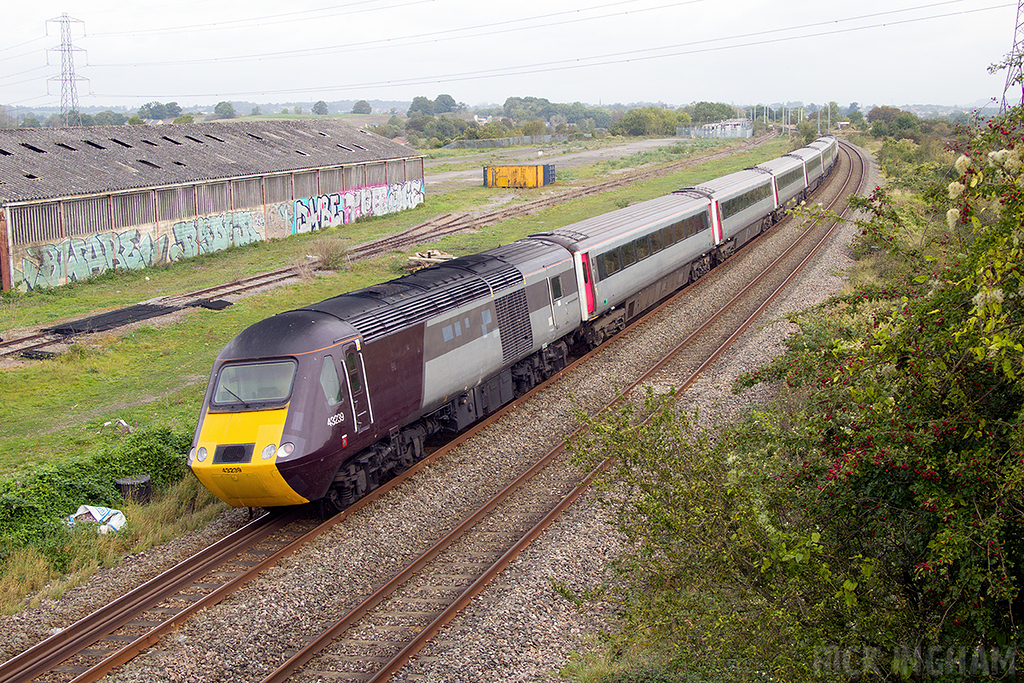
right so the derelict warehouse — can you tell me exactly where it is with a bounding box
[0,119,424,292]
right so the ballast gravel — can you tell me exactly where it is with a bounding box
[1,145,878,683]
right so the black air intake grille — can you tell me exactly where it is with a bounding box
[494,288,532,364]
[213,444,254,464]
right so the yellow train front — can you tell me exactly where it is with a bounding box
[188,309,376,509]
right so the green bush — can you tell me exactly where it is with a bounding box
[0,424,193,566]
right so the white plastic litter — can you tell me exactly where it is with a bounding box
[65,505,127,534]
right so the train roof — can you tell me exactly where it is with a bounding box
[686,167,772,196]
[787,146,823,162]
[300,238,567,342]
[533,193,707,252]
[754,155,805,175]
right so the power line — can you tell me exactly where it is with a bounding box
[90,0,694,67]
[91,0,436,37]
[89,0,978,69]
[92,1,1011,101]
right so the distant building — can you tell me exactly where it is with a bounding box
[0,119,424,291]
[676,118,753,139]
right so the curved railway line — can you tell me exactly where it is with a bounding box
[0,141,867,683]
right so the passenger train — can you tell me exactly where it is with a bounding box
[188,135,840,511]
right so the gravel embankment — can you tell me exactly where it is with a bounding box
[2,144,878,683]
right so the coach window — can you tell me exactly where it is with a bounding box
[320,355,343,406]
[662,226,676,246]
[636,236,650,260]
[696,213,709,234]
[550,275,563,300]
[603,249,621,277]
[621,242,637,268]
[650,230,663,253]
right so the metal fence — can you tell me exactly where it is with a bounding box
[444,134,569,149]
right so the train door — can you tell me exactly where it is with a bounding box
[580,253,597,318]
[343,341,374,432]
[711,202,725,246]
[547,271,577,333]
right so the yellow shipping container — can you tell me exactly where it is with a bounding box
[483,164,555,188]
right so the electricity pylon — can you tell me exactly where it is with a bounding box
[1002,0,1024,112]
[46,14,88,127]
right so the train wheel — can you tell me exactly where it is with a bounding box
[318,486,347,518]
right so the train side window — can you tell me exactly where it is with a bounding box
[635,236,650,260]
[319,355,343,406]
[621,242,637,268]
[603,249,621,275]
[650,230,663,253]
[551,275,563,300]
[347,352,362,393]
[675,220,688,242]
[662,226,676,246]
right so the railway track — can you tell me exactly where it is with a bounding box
[0,141,864,683]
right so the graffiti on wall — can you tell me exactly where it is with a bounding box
[9,179,424,290]
[166,212,263,261]
[14,211,263,290]
[293,180,425,234]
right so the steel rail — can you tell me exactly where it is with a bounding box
[0,509,292,683]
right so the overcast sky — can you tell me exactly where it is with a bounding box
[0,0,1016,114]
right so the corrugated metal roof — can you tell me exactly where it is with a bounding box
[0,119,421,204]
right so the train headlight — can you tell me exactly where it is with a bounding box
[276,443,295,459]
[197,446,208,462]
[187,448,195,464]
[261,444,276,460]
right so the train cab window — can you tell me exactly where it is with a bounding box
[347,352,362,393]
[214,360,296,406]
[551,275,563,300]
[650,230,664,253]
[319,355,343,406]
[621,242,637,268]
[635,237,650,261]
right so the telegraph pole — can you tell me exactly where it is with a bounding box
[1002,0,1024,112]
[47,14,88,127]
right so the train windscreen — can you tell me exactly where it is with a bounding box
[213,360,296,406]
